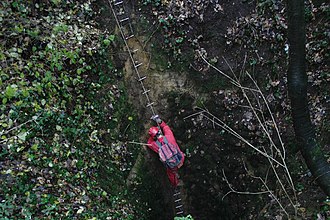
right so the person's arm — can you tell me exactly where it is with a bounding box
[150,115,176,144]
[159,121,174,137]
[147,137,159,153]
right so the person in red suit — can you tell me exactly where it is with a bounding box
[147,115,185,187]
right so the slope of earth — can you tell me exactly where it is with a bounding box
[100,0,329,219]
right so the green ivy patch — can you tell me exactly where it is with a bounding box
[0,0,140,218]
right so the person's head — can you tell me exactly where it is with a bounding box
[149,126,161,139]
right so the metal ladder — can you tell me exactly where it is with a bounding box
[174,187,184,216]
[108,0,185,217]
[107,0,156,116]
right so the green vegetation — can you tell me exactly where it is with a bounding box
[0,0,143,218]
[1,0,328,219]
[142,0,161,7]
[174,215,194,220]
[141,1,188,61]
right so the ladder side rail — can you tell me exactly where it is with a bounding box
[108,0,156,116]
[110,3,184,218]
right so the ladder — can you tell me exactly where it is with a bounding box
[173,187,184,216]
[107,0,156,116]
[108,1,185,217]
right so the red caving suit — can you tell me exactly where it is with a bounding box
[147,121,185,187]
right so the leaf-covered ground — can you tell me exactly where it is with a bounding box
[135,0,329,219]
[0,0,145,219]
[2,0,328,219]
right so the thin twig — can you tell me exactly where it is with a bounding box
[143,23,160,50]
[192,52,299,216]
[128,141,151,146]
[222,169,270,200]
[221,56,297,206]
[193,108,286,168]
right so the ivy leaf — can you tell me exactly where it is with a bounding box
[108,35,115,41]
[31,144,38,151]
[51,0,61,5]
[47,42,53,49]
[5,85,18,99]
[76,206,85,214]
[9,52,19,58]
[77,68,84,74]
[17,131,28,141]
[48,162,53,167]
[22,89,30,97]
[103,39,111,46]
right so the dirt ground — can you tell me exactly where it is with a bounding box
[103,0,329,219]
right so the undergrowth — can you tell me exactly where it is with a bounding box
[0,0,144,218]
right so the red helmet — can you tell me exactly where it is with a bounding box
[149,126,160,137]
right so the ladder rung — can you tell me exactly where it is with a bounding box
[146,102,154,107]
[120,17,129,22]
[142,90,150,95]
[175,205,183,209]
[114,1,123,6]
[175,199,181,202]
[135,62,143,68]
[176,211,184,215]
[138,76,146,81]
[125,34,134,40]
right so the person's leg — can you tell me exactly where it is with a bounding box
[166,168,178,187]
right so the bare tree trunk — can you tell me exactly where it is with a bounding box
[287,0,330,195]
